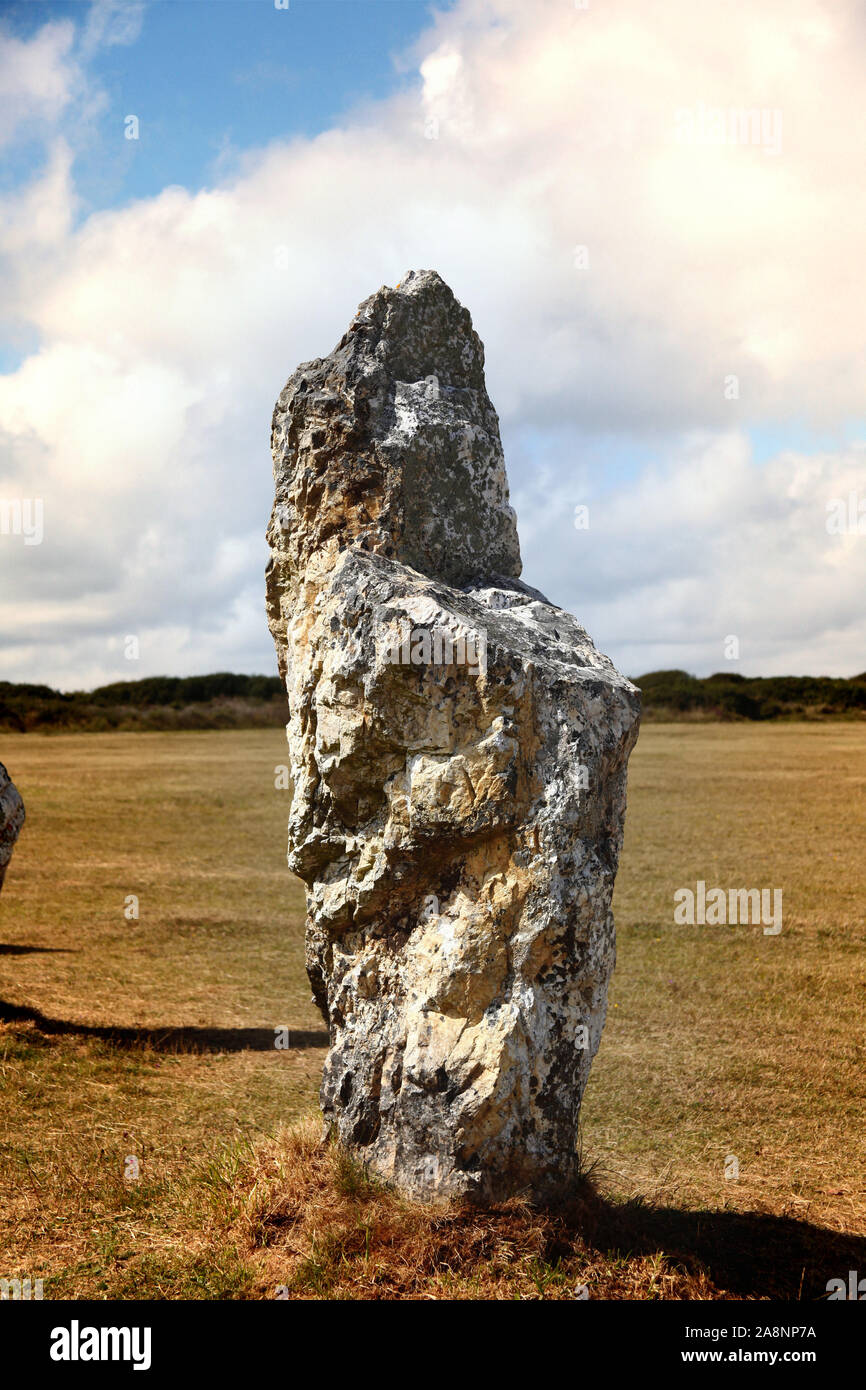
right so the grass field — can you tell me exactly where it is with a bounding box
[1,725,864,1299]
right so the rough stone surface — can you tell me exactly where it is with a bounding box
[0,762,24,891]
[266,270,640,1203]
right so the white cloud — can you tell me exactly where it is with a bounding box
[513,433,866,678]
[1,0,865,687]
[81,0,145,57]
[0,20,79,149]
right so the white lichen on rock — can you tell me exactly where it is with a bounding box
[266,270,640,1203]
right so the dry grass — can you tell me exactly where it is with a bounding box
[219,1118,720,1300]
[587,722,866,1240]
[0,725,864,1299]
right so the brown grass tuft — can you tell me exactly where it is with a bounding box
[225,1121,722,1300]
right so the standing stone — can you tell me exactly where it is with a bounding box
[266,270,640,1203]
[0,763,24,892]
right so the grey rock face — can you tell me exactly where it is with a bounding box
[267,270,640,1202]
[0,763,24,891]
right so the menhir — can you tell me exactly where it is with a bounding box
[0,763,24,892]
[266,270,640,1202]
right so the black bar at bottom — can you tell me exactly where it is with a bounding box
[0,1296,856,1378]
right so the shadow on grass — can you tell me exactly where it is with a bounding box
[550,1184,866,1300]
[0,996,328,1053]
[0,944,76,955]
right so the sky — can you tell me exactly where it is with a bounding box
[0,0,864,690]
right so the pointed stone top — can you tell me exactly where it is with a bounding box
[268,271,522,588]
